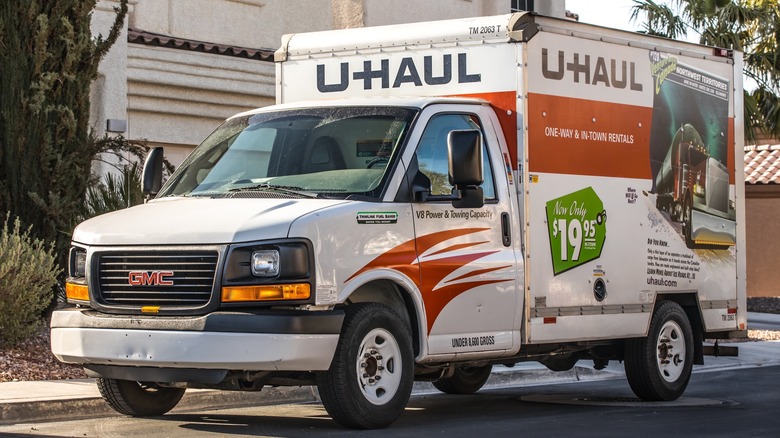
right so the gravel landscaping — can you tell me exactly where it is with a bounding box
[2,297,778,383]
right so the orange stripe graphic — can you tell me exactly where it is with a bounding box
[528,93,653,178]
[449,264,514,282]
[450,91,518,168]
[429,241,489,257]
[346,228,513,333]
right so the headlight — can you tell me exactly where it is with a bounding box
[66,247,89,302]
[222,241,313,305]
[70,247,87,278]
[224,242,310,282]
[252,250,280,277]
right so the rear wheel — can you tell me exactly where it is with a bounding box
[432,365,492,394]
[624,301,693,401]
[97,378,185,416]
[317,303,413,429]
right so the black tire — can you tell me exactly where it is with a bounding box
[624,301,694,401]
[97,378,185,416]
[432,365,492,394]
[317,303,414,429]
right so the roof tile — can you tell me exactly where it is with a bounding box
[745,144,780,184]
[128,28,274,62]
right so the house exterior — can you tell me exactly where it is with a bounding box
[90,0,567,169]
[744,143,780,297]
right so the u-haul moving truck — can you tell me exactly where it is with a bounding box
[52,12,746,429]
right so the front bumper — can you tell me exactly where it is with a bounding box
[50,308,344,372]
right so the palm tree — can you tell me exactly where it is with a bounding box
[631,0,780,142]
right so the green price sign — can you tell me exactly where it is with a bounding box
[545,187,607,275]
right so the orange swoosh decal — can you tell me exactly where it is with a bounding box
[346,227,512,333]
[449,264,514,282]
[429,241,490,257]
[345,228,489,284]
[420,250,511,332]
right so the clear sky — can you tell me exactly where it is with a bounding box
[564,1,757,90]
[565,0,645,32]
[565,1,699,43]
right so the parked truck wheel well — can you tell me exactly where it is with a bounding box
[343,280,421,357]
[654,293,705,365]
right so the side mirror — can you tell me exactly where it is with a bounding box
[448,130,484,209]
[448,129,483,187]
[142,147,164,198]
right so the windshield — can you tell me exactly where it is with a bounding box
[158,106,417,198]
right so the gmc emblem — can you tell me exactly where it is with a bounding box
[128,271,174,286]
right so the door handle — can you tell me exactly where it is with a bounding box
[501,212,511,247]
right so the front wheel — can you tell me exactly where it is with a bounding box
[317,303,414,429]
[97,378,185,416]
[624,301,694,401]
[433,365,492,394]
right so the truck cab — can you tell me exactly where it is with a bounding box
[54,97,523,428]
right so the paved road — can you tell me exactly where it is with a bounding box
[1,363,778,437]
[747,312,780,331]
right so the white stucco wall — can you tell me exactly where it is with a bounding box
[362,0,509,27]
[126,0,564,52]
[91,1,131,136]
[126,45,274,147]
[130,0,335,51]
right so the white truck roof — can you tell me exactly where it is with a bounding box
[277,12,730,63]
[230,96,490,119]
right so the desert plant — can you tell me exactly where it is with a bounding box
[83,161,143,219]
[0,214,60,346]
[80,134,175,222]
[0,1,128,266]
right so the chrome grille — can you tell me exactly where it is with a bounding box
[97,252,218,307]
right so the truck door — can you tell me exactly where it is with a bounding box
[409,106,518,356]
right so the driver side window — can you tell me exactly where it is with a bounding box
[414,113,496,199]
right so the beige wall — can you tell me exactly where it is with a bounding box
[126,45,275,147]
[130,0,335,50]
[363,0,509,27]
[745,186,780,297]
[128,0,564,51]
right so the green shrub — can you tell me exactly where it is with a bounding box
[83,162,144,220]
[0,215,60,346]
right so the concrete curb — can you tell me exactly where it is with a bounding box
[0,384,321,425]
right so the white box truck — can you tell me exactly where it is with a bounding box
[52,12,746,429]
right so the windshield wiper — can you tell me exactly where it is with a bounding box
[228,183,319,198]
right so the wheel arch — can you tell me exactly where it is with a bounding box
[344,279,424,358]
